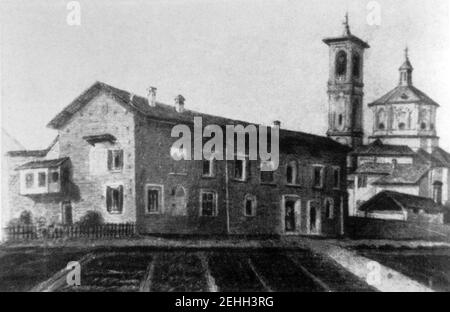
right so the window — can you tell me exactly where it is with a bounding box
[325,198,334,219]
[200,190,217,216]
[170,185,186,215]
[398,122,406,130]
[338,114,343,126]
[108,150,123,171]
[25,173,34,188]
[333,167,340,189]
[51,171,59,183]
[38,172,46,187]
[357,175,367,188]
[421,122,427,130]
[352,53,361,78]
[378,123,385,130]
[260,160,275,183]
[335,51,347,77]
[234,159,246,181]
[433,181,443,205]
[202,159,214,177]
[106,185,123,214]
[286,161,297,184]
[145,185,163,214]
[312,166,324,188]
[244,194,257,217]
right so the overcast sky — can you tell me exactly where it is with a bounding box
[1,0,449,150]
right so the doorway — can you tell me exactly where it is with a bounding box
[307,201,321,235]
[282,196,301,233]
[62,201,73,225]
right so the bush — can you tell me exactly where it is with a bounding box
[77,211,103,227]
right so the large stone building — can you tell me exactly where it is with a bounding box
[324,17,448,223]
[3,81,348,237]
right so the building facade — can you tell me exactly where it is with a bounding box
[4,82,348,237]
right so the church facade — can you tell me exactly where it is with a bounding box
[324,17,448,224]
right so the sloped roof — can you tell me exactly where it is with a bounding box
[373,163,430,185]
[15,157,69,170]
[47,81,349,153]
[368,85,439,107]
[322,34,370,49]
[356,162,393,175]
[415,148,448,167]
[431,147,450,167]
[351,139,415,156]
[360,191,444,214]
[7,135,59,158]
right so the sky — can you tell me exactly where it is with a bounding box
[1,0,449,150]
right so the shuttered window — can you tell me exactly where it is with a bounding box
[106,185,123,213]
[107,150,124,171]
[145,185,163,213]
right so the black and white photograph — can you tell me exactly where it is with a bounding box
[0,0,450,302]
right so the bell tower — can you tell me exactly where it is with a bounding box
[323,14,369,148]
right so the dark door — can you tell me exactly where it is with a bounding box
[285,200,296,232]
[62,201,73,225]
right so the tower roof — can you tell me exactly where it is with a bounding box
[322,14,370,49]
[399,47,413,70]
[369,48,439,107]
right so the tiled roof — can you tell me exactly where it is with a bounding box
[373,163,430,185]
[360,191,444,214]
[351,139,415,156]
[356,162,393,175]
[15,157,69,170]
[368,85,439,107]
[431,147,450,167]
[415,148,448,167]
[47,81,349,153]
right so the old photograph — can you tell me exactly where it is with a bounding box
[1,0,449,299]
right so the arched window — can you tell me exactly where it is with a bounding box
[324,198,334,219]
[286,161,297,184]
[335,51,347,77]
[338,114,343,126]
[244,194,257,217]
[398,122,406,130]
[421,122,427,130]
[171,185,186,215]
[352,53,361,78]
[376,108,386,130]
[433,181,443,205]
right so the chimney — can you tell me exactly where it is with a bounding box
[272,120,281,128]
[147,86,157,107]
[175,94,185,113]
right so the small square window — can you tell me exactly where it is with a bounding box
[38,172,46,187]
[108,150,123,171]
[333,167,340,189]
[234,159,245,180]
[244,194,256,217]
[200,190,217,216]
[25,173,34,188]
[313,166,324,188]
[146,185,163,213]
[51,171,59,183]
[106,185,123,214]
